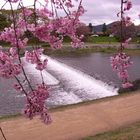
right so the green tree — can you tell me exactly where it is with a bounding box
[0,14,9,31]
[102,23,107,35]
[0,10,11,31]
[88,23,93,33]
[109,21,135,41]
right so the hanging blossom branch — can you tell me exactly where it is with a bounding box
[0,0,85,125]
[110,0,133,88]
[8,1,34,92]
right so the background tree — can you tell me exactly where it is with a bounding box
[0,12,11,31]
[109,21,135,41]
[76,23,90,41]
[102,23,107,36]
[88,23,93,34]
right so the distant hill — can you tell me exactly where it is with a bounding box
[93,24,103,32]
[93,21,140,32]
[93,22,119,33]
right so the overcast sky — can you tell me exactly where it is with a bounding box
[1,0,140,25]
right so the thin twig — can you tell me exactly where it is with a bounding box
[0,0,8,10]
[0,127,7,140]
[40,71,45,85]
[15,76,28,96]
[8,1,34,91]
[33,0,37,26]
[58,0,70,17]
[120,0,124,51]
[36,0,45,8]
[14,76,32,105]
[73,0,83,24]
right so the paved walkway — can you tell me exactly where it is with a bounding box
[1,92,140,140]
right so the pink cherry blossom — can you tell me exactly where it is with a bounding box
[25,48,48,71]
[124,0,132,11]
[122,37,132,48]
[110,53,132,87]
[0,51,21,78]
[13,83,23,91]
[23,84,50,121]
[9,47,18,58]
[25,48,44,64]
[123,16,132,26]
[122,82,133,88]
[36,59,48,71]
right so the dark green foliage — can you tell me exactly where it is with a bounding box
[0,12,11,31]
[88,23,93,33]
[109,21,136,41]
[102,23,107,35]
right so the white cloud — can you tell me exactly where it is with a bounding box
[1,0,140,25]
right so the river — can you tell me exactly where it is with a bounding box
[0,53,140,116]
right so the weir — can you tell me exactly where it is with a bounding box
[43,55,118,105]
[0,56,118,115]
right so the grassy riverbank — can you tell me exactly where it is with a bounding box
[43,45,140,56]
[82,121,140,140]
[1,91,140,140]
[1,90,139,121]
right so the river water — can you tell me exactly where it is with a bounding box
[0,53,140,116]
[53,53,140,87]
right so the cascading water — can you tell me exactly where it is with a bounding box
[0,55,118,116]
[22,58,82,107]
[43,55,118,106]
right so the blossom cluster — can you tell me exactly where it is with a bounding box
[25,48,48,71]
[31,2,85,48]
[124,0,132,11]
[123,0,133,27]
[111,0,133,88]
[0,0,84,124]
[23,84,51,124]
[0,21,28,48]
[0,49,21,78]
[110,53,133,88]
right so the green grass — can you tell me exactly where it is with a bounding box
[82,122,140,140]
[0,113,21,120]
[86,36,119,44]
[43,47,114,56]
[131,37,140,44]
[86,36,140,44]
[43,44,140,56]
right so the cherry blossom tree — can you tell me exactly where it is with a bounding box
[110,0,133,88]
[0,0,84,128]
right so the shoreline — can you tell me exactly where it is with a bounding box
[0,90,139,121]
[1,90,140,140]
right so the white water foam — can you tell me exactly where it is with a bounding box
[22,58,59,86]
[20,58,82,105]
[19,56,118,106]
[43,55,118,101]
